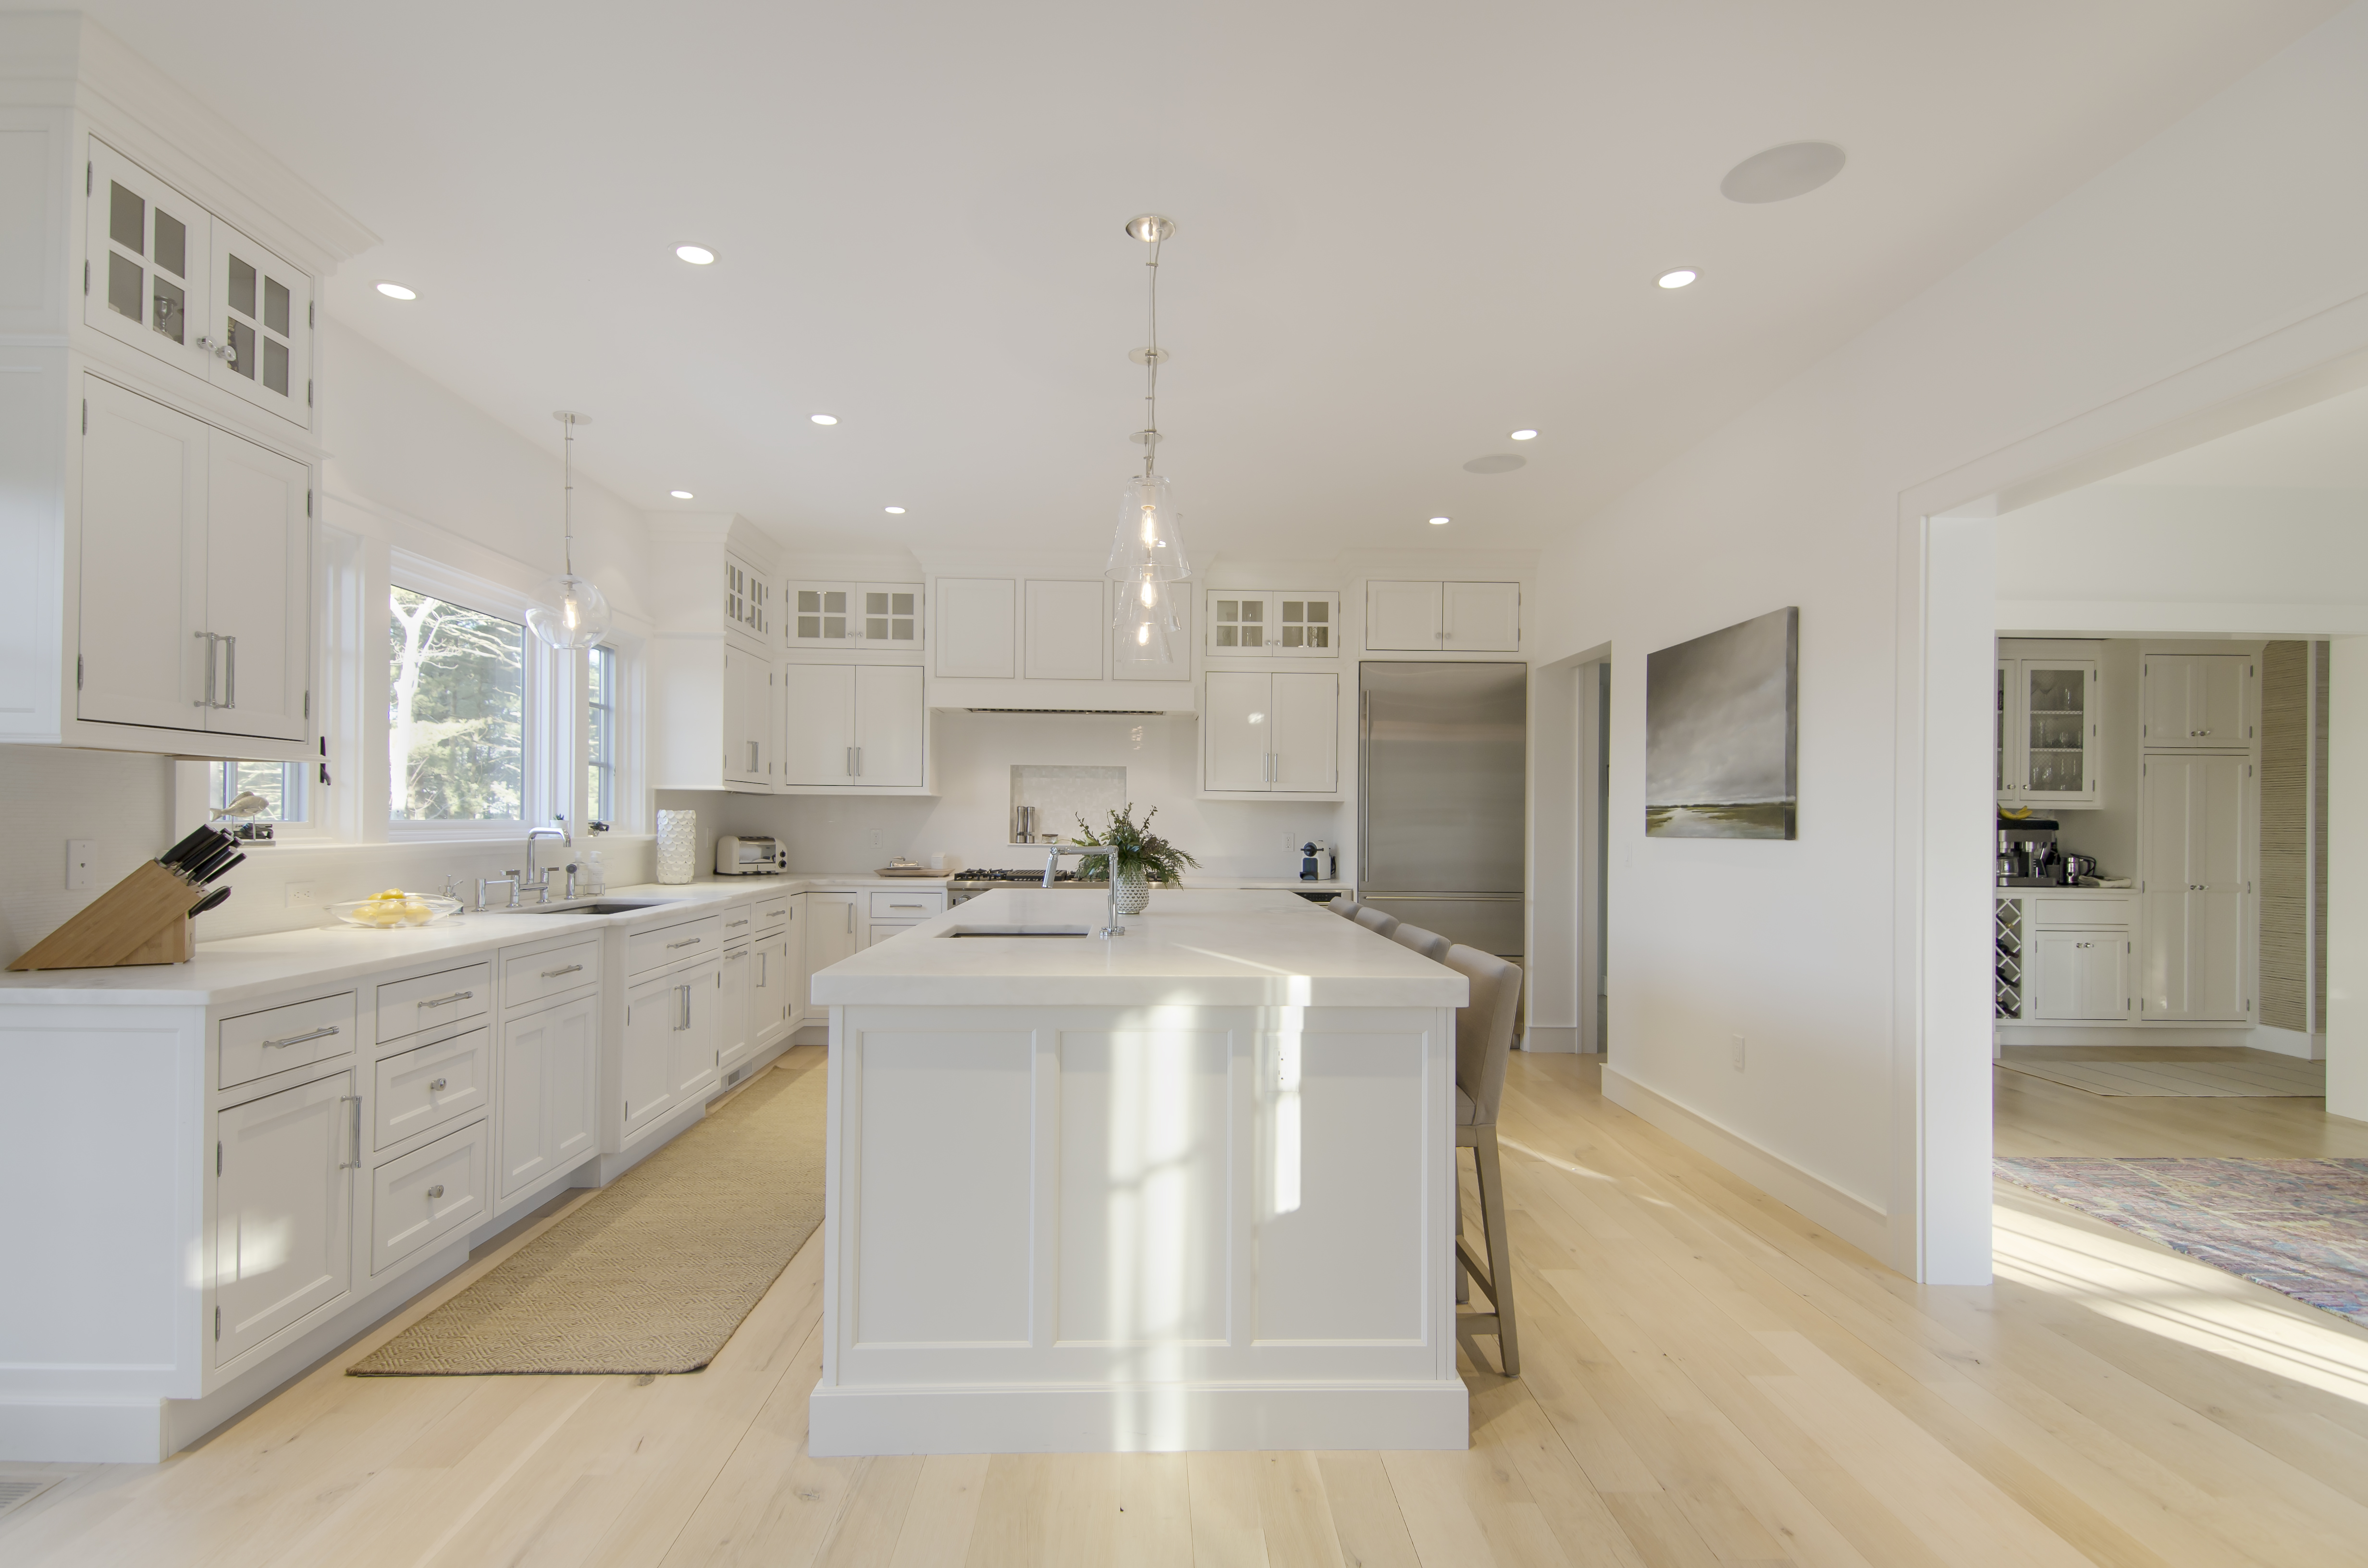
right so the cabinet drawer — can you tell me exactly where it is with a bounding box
[628,912,723,976]
[754,894,792,933]
[376,962,491,1041]
[869,889,945,919]
[502,938,601,1011]
[2031,896,2133,929]
[863,920,924,948]
[220,991,357,1090]
[375,1026,490,1150]
[717,905,757,943]
[370,1118,489,1276]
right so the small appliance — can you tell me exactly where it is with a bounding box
[1997,818,2060,886]
[1299,840,1334,881]
[714,835,784,876]
[2062,853,2102,884]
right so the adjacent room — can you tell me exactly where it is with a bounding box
[5,3,2368,1563]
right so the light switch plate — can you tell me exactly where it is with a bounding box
[1730,1035,1747,1072]
[285,881,319,908]
[65,840,95,891]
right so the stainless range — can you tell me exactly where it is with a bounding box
[946,868,1087,906]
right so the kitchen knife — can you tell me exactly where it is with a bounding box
[181,838,241,885]
[195,852,246,885]
[159,824,219,870]
[186,886,232,917]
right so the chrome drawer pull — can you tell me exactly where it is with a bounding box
[426,1184,444,1200]
[727,919,749,928]
[419,990,474,1008]
[726,948,748,961]
[429,1077,448,1091]
[666,937,703,949]
[539,963,584,979]
[262,1024,340,1049]
[889,903,925,910]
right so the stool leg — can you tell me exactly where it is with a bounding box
[1473,1124,1519,1375]
[1454,1149,1470,1305]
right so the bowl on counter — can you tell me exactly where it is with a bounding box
[329,894,463,930]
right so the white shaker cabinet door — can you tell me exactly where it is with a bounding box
[2142,654,2252,748]
[214,1070,353,1365]
[675,958,724,1104]
[78,376,208,731]
[1364,581,1441,651]
[2031,931,2129,1021]
[207,218,312,428]
[621,971,679,1134]
[499,992,598,1198]
[806,893,859,982]
[85,139,214,380]
[934,577,1015,678]
[781,662,856,785]
[2138,753,2249,1020]
[1204,671,1274,792]
[853,663,925,786]
[1271,672,1339,793]
[1024,579,1105,680]
[202,427,310,744]
[1442,582,1521,651]
[717,943,754,1073]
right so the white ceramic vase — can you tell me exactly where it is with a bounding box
[656,809,697,885]
[1113,863,1151,915]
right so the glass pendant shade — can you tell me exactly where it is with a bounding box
[1111,567,1182,665]
[1106,473,1190,583]
[527,571,613,650]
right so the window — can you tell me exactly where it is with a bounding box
[389,587,525,822]
[207,760,305,822]
[586,643,617,826]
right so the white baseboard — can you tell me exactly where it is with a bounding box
[1599,1066,1889,1262]
[1522,1025,1579,1054]
[2250,1024,2324,1060]
[808,1380,1469,1456]
[1997,1024,2261,1048]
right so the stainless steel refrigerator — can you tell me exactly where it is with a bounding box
[1359,662,1527,957]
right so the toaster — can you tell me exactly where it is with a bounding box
[715,835,784,875]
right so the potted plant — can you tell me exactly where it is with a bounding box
[1070,803,1200,915]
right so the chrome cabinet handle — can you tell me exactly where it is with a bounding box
[666,937,702,950]
[679,983,692,1030]
[340,1094,361,1168]
[197,334,236,363]
[846,903,854,933]
[854,746,862,776]
[727,947,748,961]
[429,1076,448,1090]
[419,989,473,1008]
[846,746,854,777]
[727,919,749,928]
[540,963,583,979]
[194,631,219,708]
[890,903,924,910]
[263,1023,340,1049]
[221,635,235,710]
[426,1184,444,1200]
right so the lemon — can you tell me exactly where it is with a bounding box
[374,888,407,901]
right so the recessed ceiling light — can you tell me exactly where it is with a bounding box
[674,245,716,266]
[1509,429,1538,441]
[883,506,906,514]
[811,413,838,426]
[374,281,417,300]
[669,490,694,500]
[1657,269,1698,290]
[1429,516,1451,526]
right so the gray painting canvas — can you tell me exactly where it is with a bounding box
[1645,607,1798,839]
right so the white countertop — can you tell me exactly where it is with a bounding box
[811,887,1466,1009]
[0,872,938,1008]
[1994,883,2133,895]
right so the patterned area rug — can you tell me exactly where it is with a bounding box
[352,1058,826,1375]
[1998,1055,2325,1097]
[1996,1156,2368,1327]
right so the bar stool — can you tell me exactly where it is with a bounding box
[1443,943,1522,1375]
[1390,922,1451,962]
[1330,898,1363,919]
[1352,906,1401,938]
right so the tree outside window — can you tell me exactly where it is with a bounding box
[587,644,616,825]
[389,587,524,821]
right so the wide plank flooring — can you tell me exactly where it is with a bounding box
[7,1042,2366,1566]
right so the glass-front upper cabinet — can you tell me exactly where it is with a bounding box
[788,581,922,648]
[859,585,920,646]
[1998,656,2100,808]
[1205,590,1339,656]
[208,218,312,426]
[725,553,771,645]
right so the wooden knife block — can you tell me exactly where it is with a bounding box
[8,861,200,971]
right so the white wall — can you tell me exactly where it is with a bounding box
[0,321,660,967]
[663,709,1350,882]
[2330,638,2368,1120]
[1527,1,2368,1280]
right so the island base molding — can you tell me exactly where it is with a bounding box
[809,1380,1470,1456]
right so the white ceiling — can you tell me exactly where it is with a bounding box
[28,0,2343,560]
[2106,382,2368,490]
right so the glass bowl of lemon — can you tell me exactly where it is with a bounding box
[330,889,463,929]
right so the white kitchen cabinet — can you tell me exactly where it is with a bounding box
[863,921,923,947]
[935,577,1016,677]
[1025,579,1106,679]
[2031,931,2130,1021]
[725,552,772,647]
[1996,655,2100,809]
[790,582,923,648]
[721,645,776,787]
[752,909,799,1041]
[857,584,923,647]
[621,970,680,1135]
[717,942,754,1073]
[214,1070,353,1365]
[2138,753,2250,1021]
[675,957,725,1104]
[1203,671,1338,795]
[807,892,860,988]
[1364,581,1520,653]
[368,1118,488,1277]
[1207,590,1338,656]
[76,376,312,746]
[86,138,213,381]
[205,217,312,427]
[781,663,926,788]
[2142,654,2254,749]
[497,992,598,1198]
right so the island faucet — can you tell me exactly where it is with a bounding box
[523,815,572,904]
[1043,842,1124,939]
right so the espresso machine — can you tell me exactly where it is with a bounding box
[1997,817,2062,886]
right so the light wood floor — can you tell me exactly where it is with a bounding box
[8,1043,2368,1566]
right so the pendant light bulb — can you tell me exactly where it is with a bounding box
[1108,473,1189,582]
[530,412,613,650]
[1113,563,1181,665]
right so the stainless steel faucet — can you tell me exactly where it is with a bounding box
[1042,842,1124,939]
[523,815,572,905]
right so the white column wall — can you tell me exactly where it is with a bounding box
[2327,638,2368,1122]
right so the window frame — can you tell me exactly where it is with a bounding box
[385,552,545,841]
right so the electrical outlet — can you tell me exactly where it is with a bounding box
[1730,1035,1747,1072]
[65,839,96,891]
[285,881,319,908]
[869,829,882,849]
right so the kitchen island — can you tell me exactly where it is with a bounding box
[807,887,1470,1454]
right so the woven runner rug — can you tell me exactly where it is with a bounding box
[1997,1054,2325,1097]
[352,1059,826,1375]
[1996,1156,2368,1328]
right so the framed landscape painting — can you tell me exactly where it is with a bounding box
[1645,606,1798,840]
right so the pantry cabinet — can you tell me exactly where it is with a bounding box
[1203,671,1339,795]
[1996,655,2100,809]
[2141,654,2254,749]
[2138,753,2250,1021]
[1364,580,1520,653]
[781,663,926,789]
[213,1070,353,1365]
[496,992,598,1199]
[78,374,311,746]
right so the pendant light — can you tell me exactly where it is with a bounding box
[527,410,614,651]
[1106,214,1190,587]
